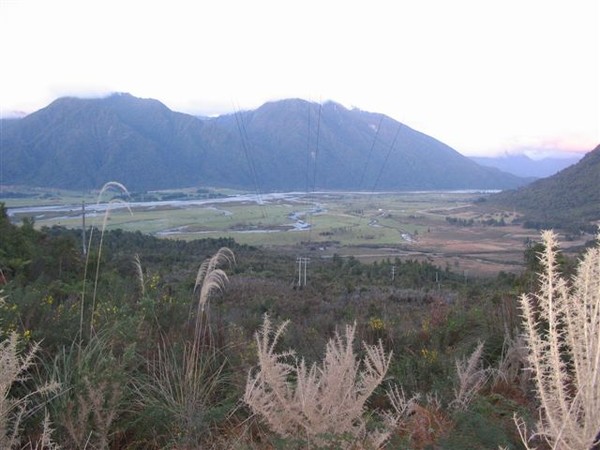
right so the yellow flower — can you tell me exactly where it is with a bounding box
[421,318,430,333]
[369,317,385,331]
[420,348,438,364]
[149,274,160,290]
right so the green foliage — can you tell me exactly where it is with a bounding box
[439,396,524,449]
[2,212,571,448]
[129,340,234,448]
[45,330,135,449]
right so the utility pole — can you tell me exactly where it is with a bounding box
[296,257,309,287]
[391,265,396,282]
[81,201,87,256]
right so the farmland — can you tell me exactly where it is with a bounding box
[5,187,583,276]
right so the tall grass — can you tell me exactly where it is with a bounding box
[0,332,59,449]
[449,341,491,411]
[516,230,600,449]
[45,330,131,450]
[192,247,235,349]
[131,247,235,448]
[80,181,131,341]
[244,315,395,449]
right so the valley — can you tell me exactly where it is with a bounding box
[4,188,588,276]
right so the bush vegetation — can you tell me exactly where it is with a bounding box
[1,200,598,448]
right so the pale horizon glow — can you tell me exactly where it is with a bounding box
[1,0,598,157]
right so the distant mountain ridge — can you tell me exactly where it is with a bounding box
[490,144,600,230]
[470,153,583,178]
[1,93,528,192]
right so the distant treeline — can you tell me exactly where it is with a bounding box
[445,216,506,227]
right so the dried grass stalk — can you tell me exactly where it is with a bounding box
[244,315,394,448]
[516,230,600,449]
[450,341,490,411]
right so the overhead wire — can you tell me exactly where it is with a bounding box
[306,101,323,244]
[298,103,403,283]
[305,101,312,194]
[311,102,323,194]
[370,122,403,193]
[232,105,267,218]
[358,114,385,191]
[357,121,403,228]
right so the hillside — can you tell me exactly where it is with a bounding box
[490,144,600,230]
[0,94,214,190]
[0,93,528,191]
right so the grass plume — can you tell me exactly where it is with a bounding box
[133,253,145,297]
[80,182,131,341]
[450,341,490,411]
[0,333,59,449]
[192,247,235,348]
[516,230,600,449]
[244,315,394,448]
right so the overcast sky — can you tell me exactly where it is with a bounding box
[1,0,598,157]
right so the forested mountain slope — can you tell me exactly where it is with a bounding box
[490,144,600,230]
[1,93,527,191]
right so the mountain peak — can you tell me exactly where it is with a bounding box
[2,95,528,191]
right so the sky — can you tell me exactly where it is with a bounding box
[1,0,598,157]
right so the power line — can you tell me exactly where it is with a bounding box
[358,121,403,228]
[311,102,323,193]
[305,101,312,194]
[233,106,267,218]
[370,122,403,193]
[306,101,323,244]
[358,114,385,191]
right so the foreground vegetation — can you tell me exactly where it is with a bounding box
[1,200,598,448]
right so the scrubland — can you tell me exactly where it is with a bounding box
[1,193,598,449]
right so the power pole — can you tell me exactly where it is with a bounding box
[391,265,396,282]
[304,257,309,286]
[81,201,87,256]
[296,257,309,287]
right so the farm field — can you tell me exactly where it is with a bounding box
[3,187,586,276]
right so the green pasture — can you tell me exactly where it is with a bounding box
[5,189,488,248]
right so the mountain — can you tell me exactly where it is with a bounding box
[470,153,583,178]
[489,144,600,231]
[0,93,528,192]
[0,94,217,190]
